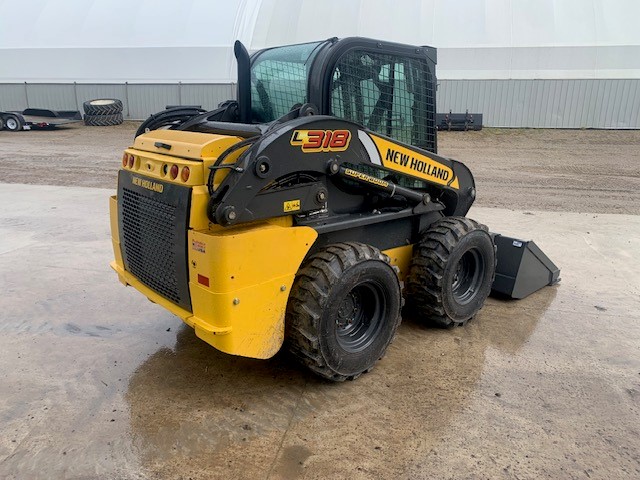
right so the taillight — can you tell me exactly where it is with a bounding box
[181,166,190,182]
[170,164,178,180]
[122,153,128,168]
[127,154,135,168]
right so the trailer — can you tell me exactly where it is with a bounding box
[0,109,82,131]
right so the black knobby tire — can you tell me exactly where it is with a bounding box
[0,116,4,130]
[4,114,24,132]
[83,99,123,116]
[405,217,496,328]
[84,113,124,127]
[286,242,402,381]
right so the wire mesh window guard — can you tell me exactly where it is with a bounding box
[330,50,436,152]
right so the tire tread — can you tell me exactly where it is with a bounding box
[405,216,496,328]
[84,113,124,127]
[83,99,124,116]
[286,242,400,381]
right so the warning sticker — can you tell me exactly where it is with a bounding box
[192,240,206,253]
[284,200,301,212]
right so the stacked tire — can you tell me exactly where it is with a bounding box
[83,99,124,126]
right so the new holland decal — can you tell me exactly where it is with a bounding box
[132,176,164,193]
[368,134,459,189]
[290,129,351,153]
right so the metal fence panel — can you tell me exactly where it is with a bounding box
[179,84,237,111]
[75,84,128,115]
[0,84,28,111]
[21,84,76,111]
[125,84,180,120]
[437,79,640,128]
[1,80,638,127]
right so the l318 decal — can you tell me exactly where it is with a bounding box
[290,129,351,153]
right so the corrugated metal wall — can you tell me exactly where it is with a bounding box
[437,79,640,128]
[0,83,236,120]
[1,80,638,128]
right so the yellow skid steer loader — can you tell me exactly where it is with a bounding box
[111,38,559,381]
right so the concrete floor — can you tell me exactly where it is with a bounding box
[1,183,639,479]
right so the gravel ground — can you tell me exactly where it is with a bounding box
[1,123,638,214]
[2,124,639,479]
[2,185,639,480]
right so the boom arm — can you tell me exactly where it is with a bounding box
[207,115,476,227]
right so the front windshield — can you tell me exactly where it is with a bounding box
[250,41,322,123]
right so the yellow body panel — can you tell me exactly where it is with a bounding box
[382,245,414,282]
[133,130,242,161]
[189,185,211,231]
[109,196,125,273]
[123,150,204,186]
[187,224,317,358]
[123,132,245,191]
[111,187,318,359]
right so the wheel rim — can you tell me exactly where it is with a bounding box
[451,248,485,305]
[6,118,18,130]
[335,280,385,353]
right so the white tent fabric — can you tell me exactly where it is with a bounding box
[0,0,262,82]
[1,0,638,83]
[250,0,639,80]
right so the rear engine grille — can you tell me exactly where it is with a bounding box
[121,188,181,303]
[118,171,192,311]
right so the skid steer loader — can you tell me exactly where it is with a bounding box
[110,38,559,381]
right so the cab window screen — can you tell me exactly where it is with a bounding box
[330,50,436,152]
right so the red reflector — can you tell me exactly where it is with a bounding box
[128,154,135,168]
[197,274,210,287]
[170,164,179,180]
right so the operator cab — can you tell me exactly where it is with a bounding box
[246,38,438,153]
[144,38,438,155]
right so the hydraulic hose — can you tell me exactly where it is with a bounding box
[206,136,259,196]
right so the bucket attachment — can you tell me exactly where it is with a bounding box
[491,234,560,299]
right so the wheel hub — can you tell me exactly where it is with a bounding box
[334,281,385,353]
[337,291,361,328]
[451,249,483,305]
